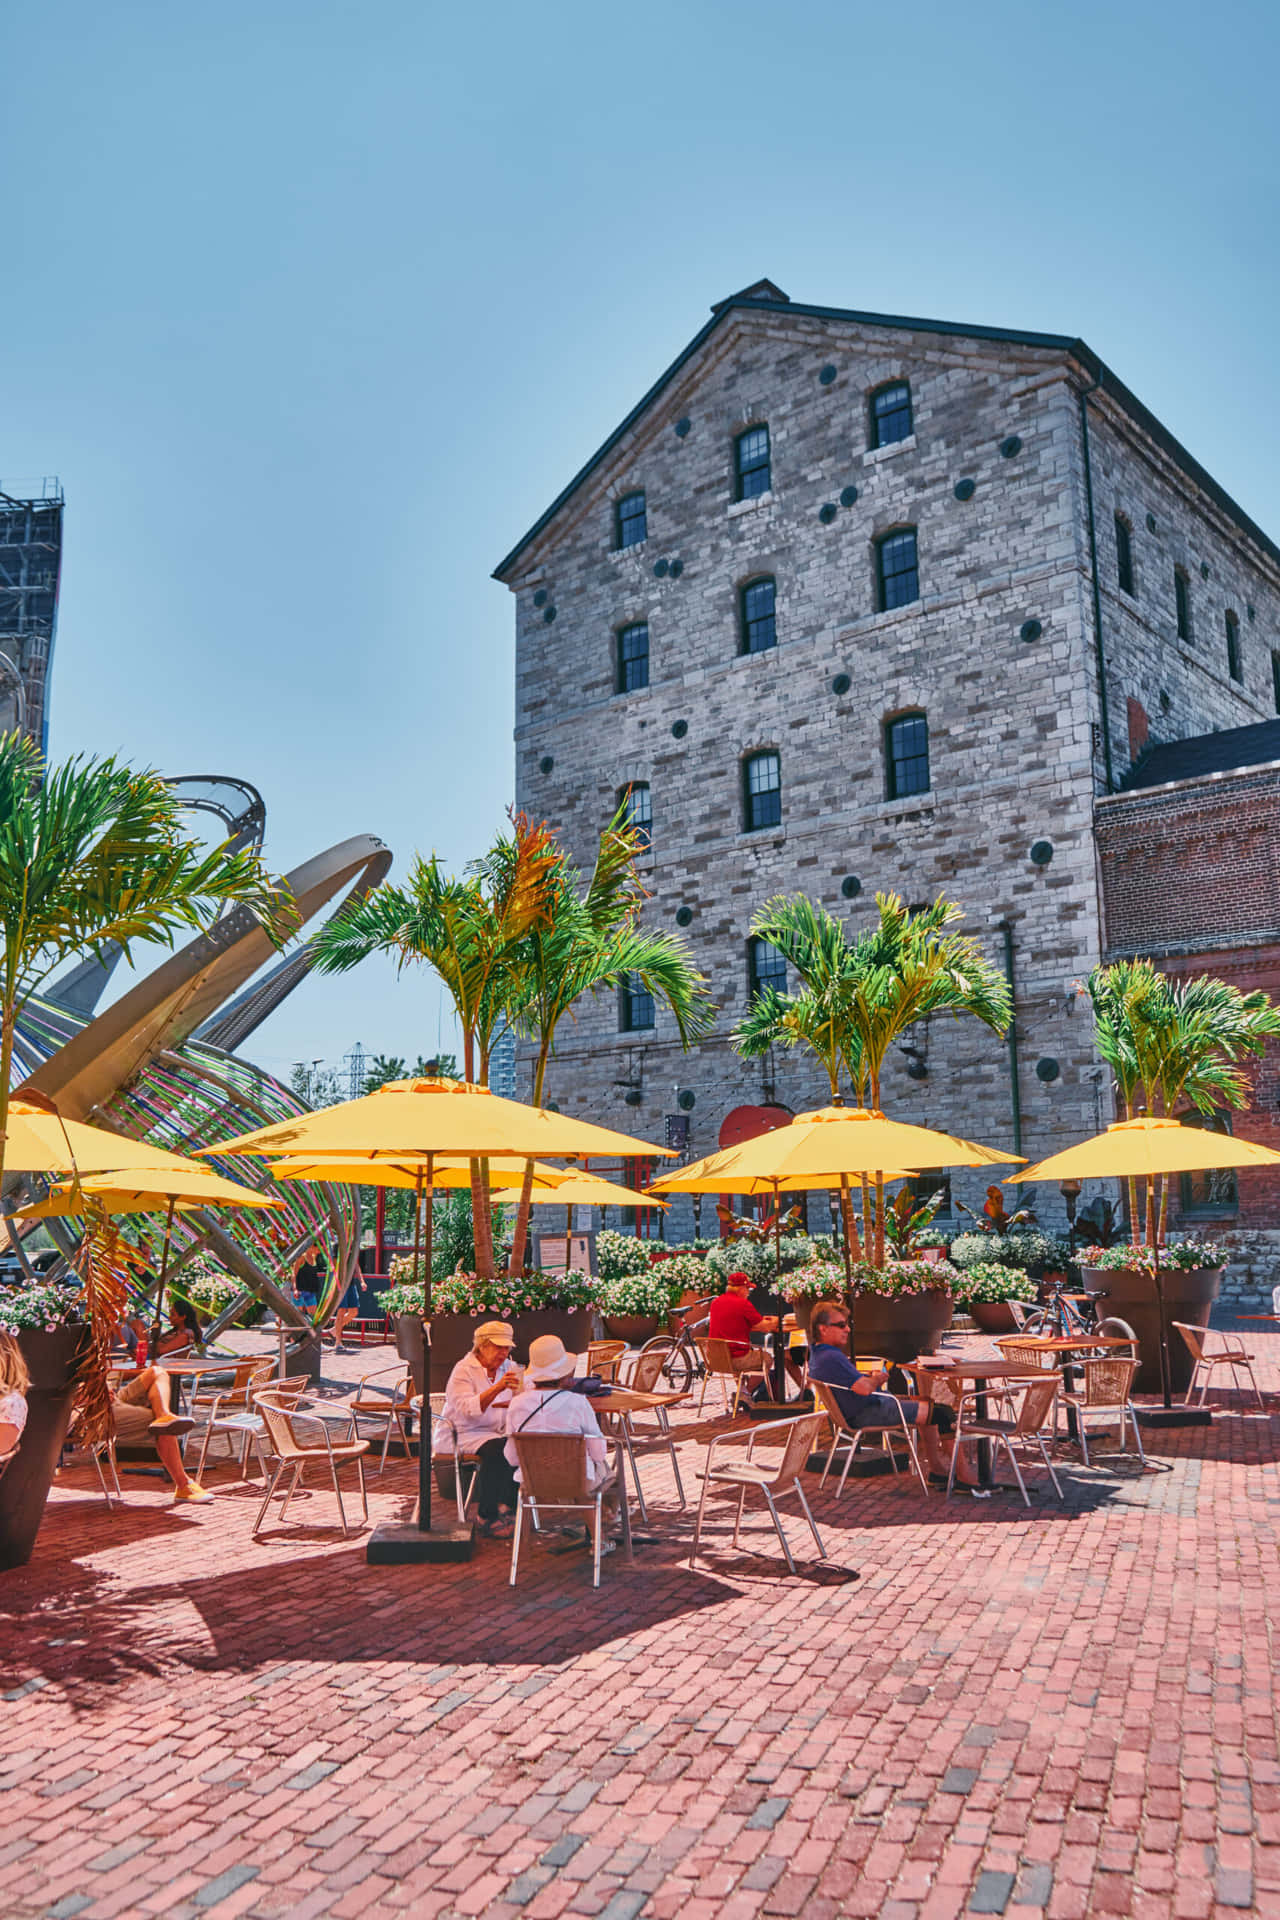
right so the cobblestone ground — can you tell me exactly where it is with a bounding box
[2,1327,1278,1920]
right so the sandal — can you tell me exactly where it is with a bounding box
[479,1516,515,1540]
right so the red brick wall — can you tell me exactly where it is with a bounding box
[1098,774,1280,1227]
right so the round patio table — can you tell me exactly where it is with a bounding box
[911,1358,1050,1488]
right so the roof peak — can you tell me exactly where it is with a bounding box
[711,277,790,313]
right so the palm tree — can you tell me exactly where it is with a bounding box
[363,1053,407,1093]
[308,813,559,1277]
[744,892,1011,1262]
[0,731,293,1194]
[495,808,715,1274]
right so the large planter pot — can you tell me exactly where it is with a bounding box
[601,1313,663,1346]
[0,1325,92,1572]
[969,1300,1022,1336]
[789,1290,952,1363]
[1080,1264,1223,1394]
[396,1309,601,1394]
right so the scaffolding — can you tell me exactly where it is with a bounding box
[0,478,64,750]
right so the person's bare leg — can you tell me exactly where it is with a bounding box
[915,1406,977,1485]
[136,1366,180,1425]
[154,1430,194,1492]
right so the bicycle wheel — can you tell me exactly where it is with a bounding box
[649,1337,692,1393]
[1020,1310,1051,1337]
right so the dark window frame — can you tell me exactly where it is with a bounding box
[1226,609,1243,683]
[1115,514,1135,597]
[615,621,650,694]
[739,575,777,655]
[618,973,655,1033]
[616,780,652,852]
[1179,1110,1239,1218]
[869,379,913,448]
[734,424,771,501]
[1174,567,1192,643]
[747,935,788,1001]
[885,711,931,800]
[742,750,782,832]
[615,490,647,550]
[875,526,920,612]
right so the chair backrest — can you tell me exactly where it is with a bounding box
[771,1414,824,1487]
[996,1340,1058,1372]
[254,1391,314,1458]
[511,1432,591,1504]
[253,1375,309,1406]
[811,1378,854,1436]
[630,1347,668,1393]
[219,1359,274,1407]
[705,1338,740,1377]
[1013,1377,1059,1433]
[1007,1300,1028,1329]
[586,1341,626,1381]
[1171,1321,1206,1363]
[1081,1356,1138,1406]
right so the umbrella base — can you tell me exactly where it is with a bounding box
[1134,1406,1213,1429]
[366,1519,475,1564]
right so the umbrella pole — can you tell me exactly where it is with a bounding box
[151,1200,177,1357]
[415,1168,432,1531]
[840,1174,856,1356]
[1146,1171,1173,1410]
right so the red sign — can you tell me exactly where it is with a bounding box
[718,1104,792,1149]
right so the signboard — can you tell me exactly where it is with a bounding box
[533,1231,596,1276]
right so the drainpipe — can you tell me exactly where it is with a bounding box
[997,920,1023,1156]
[1077,378,1115,794]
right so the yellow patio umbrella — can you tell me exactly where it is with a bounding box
[1009,1116,1280,1409]
[204,1078,671,1559]
[17,1162,283,1347]
[266,1154,577,1192]
[3,1096,229,1178]
[532,1171,667,1210]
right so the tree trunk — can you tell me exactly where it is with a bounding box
[0,1005,15,1190]
[508,1046,550,1276]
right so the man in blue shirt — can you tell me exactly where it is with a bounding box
[807,1302,978,1487]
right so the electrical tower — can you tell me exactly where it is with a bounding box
[0,480,64,750]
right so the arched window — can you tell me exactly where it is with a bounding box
[742,751,781,831]
[618,974,655,1032]
[1174,567,1192,643]
[615,490,647,549]
[734,425,771,501]
[616,622,649,693]
[617,780,652,852]
[747,936,787,1000]
[885,712,930,800]
[869,381,912,448]
[875,527,919,611]
[740,577,776,655]
[1114,514,1135,596]
[1226,610,1243,683]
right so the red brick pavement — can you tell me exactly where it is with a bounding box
[2,1331,1279,1919]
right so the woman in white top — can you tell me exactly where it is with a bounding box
[439,1320,524,1537]
[0,1333,31,1459]
[504,1335,620,1542]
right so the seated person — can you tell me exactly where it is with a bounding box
[437,1321,524,1538]
[156,1298,202,1356]
[806,1302,978,1488]
[0,1333,30,1459]
[504,1336,620,1543]
[708,1271,779,1380]
[110,1363,212,1503]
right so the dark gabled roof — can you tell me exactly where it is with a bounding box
[491,285,1280,583]
[1119,717,1280,791]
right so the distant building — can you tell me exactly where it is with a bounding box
[496,280,1280,1287]
[489,1025,518,1100]
[0,480,64,749]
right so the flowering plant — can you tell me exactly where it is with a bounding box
[0,1282,87,1334]
[779,1259,847,1302]
[950,1261,1038,1307]
[596,1230,654,1281]
[1077,1241,1226,1273]
[850,1258,959,1299]
[598,1269,685,1318]
[383,1261,598,1318]
[646,1252,710,1292]
[949,1230,1067,1275]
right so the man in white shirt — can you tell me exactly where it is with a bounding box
[504,1335,620,1544]
[438,1321,523,1538]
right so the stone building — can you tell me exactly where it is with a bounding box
[494,281,1280,1255]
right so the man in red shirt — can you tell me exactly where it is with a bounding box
[707,1272,780,1387]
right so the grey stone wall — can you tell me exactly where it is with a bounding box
[505,303,1280,1244]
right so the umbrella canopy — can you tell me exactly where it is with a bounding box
[1007,1117,1280,1182]
[204,1078,672,1163]
[530,1170,667,1209]
[3,1097,227,1178]
[649,1106,1021,1194]
[266,1154,577,1193]
[18,1165,284,1219]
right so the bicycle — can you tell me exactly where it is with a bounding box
[635,1294,715,1394]
[1020,1273,1136,1351]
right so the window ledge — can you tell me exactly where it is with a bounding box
[734,827,787,848]
[863,434,917,467]
[728,491,774,519]
[880,792,935,821]
[608,539,648,562]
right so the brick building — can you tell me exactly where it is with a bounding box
[495,282,1280,1264]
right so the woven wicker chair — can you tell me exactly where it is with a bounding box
[947,1376,1063,1504]
[420,1392,482,1522]
[607,1343,686,1514]
[348,1363,416,1472]
[1172,1322,1264,1410]
[508,1432,617,1587]
[252,1391,369,1537]
[691,1413,826,1573]
[187,1358,277,1480]
[697,1336,774,1416]
[810,1378,929,1497]
[1060,1357,1146,1468]
[585,1340,627,1383]
[64,1371,126,1511]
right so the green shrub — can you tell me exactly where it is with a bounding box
[951,1262,1038,1306]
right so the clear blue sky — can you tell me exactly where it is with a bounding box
[8,0,1278,1080]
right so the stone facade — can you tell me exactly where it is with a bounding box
[497,285,1280,1245]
